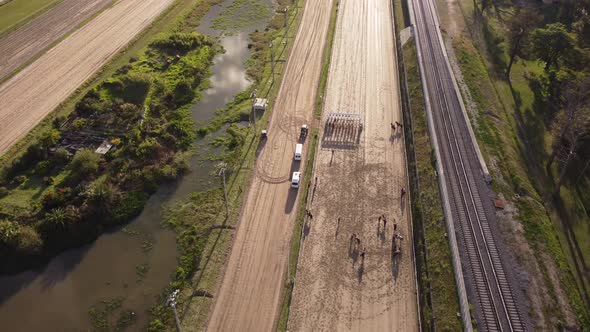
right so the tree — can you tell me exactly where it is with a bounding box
[40,129,61,149]
[505,9,540,78]
[531,23,575,72]
[69,149,101,180]
[547,75,590,196]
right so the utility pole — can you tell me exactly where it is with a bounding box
[219,164,229,217]
[284,6,289,41]
[250,89,257,129]
[269,41,275,77]
[167,289,181,332]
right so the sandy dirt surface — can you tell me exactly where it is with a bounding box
[287,0,419,329]
[205,0,334,330]
[0,0,174,157]
[0,0,111,82]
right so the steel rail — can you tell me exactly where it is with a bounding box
[410,0,526,330]
[413,0,501,329]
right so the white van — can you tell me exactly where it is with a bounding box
[294,143,303,161]
[291,172,301,188]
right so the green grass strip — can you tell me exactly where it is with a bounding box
[313,0,338,119]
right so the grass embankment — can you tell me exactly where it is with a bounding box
[0,0,62,36]
[436,0,589,327]
[393,0,462,328]
[0,0,221,274]
[276,0,338,329]
[145,0,308,330]
[313,0,338,118]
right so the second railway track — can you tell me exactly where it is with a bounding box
[410,0,528,330]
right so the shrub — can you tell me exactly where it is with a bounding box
[35,160,53,176]
[41,188,71,209]
[134,137,162,161]
[71,118,88,131]
[119,72,152,104]
[69,149,101,180]
[16,226,42,253]
[149,32,211,54]
[111,191,148,224]
[167,116,196,149]
[0,221,42,254]
[173,80,195,105]
[117,103,141,123]
[52,148,71,165]
[0,220,19,247]
[75,89,102,116]
[40,129,61,149]
[13,175,27,185]
[148,319,166,332]
[39,206,81,232]
[84,182,120,217]
[7,143,44,177]
[0,187,8,198]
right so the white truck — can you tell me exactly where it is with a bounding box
[291,172,301,188]
[294,143,303,161]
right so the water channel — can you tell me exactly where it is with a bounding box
[0,1,268,329]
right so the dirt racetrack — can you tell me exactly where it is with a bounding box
[205,0,334,330]
[287,0,419,329]
[0,0,112,82]
[0,0,174,157]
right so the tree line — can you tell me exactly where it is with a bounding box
[477,0,590,196]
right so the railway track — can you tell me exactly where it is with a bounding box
[409,0,527,330]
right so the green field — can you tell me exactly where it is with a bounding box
[0,0,62,36]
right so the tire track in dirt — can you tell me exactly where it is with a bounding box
[205,0,334,330]
[0,0,174,157]
[288,0,418,329]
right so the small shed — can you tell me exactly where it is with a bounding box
[253,98,268,111]
[95,140,113,155]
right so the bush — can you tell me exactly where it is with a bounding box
[173,80,195,105]
[16,226,43,253]
[39,206,82,232]
[0,187,8,198]
[75,89,102,116]
[0,221,42,254]
[71,118,88,131]
[52,148,71,165]
[35,160,53,176]
[111,191,148,224]
[134,137,162,161]
[148,319,166,332]
[84,182,120,218]
[41,188,71,209]
[119,72,152,104]
[0,220,19,247]
[167,116,196,149]
[40,129,61,149]
[69,149,101,180]
[149,32,211,54]
[13,175,27,185]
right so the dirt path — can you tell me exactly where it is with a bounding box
[205,0,334,330]
[287,0,419,329]
[0,0,112,82]
[0,0,174,157]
